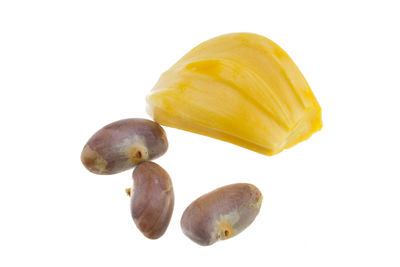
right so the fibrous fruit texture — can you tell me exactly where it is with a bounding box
[146,33,322,155]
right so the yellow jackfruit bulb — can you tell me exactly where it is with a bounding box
[146,33,322,156]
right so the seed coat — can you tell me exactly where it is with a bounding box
[181,183,262,246]
[81,118,168,174]
[130,162,174,239]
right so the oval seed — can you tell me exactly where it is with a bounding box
[181,183,262,246]
[130,162,174,239]
[81,118,168,174]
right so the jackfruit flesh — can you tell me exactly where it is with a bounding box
[146,33,322,155]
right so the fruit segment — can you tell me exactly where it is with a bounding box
[146,33,322,155]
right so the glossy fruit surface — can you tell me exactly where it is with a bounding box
[147,32,322,155]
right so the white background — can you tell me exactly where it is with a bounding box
[1,0,399,266]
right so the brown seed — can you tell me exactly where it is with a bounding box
[81,118,168,174]
[181,183,262,246]
[130,162,174,239]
